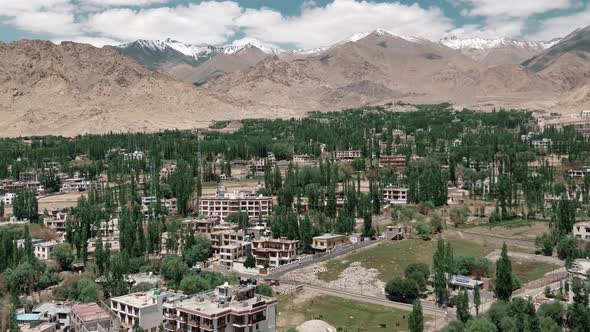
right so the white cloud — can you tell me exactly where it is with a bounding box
[235,0,454,48]
[51,36,123,47]
[460,0,574,17]
[84,1,242,44]
[79,0,171,7]
[527,7,590,40]
[447,18,526,39]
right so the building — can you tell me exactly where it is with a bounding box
[123,151,145,161]
[70,303,114,332]
[292,154,311,163]
[580,110,590,118]
[44,208,69,233]
[383,225,404,240]
[163,283,277,332]
[34,241,58,260]
[159,164,177,179]
[573,222,590,241]
[141,197,178,217]
[110,290,171,332]
[447,188,469,205]
[531,138,552,151]
[378,155,406,168]
[209,230,251,267]
[182,216,221,235]
[61,176,92,193]
[248,159,275,177]
[1,192,16,205]
[19,171,38,182]
[333,149,362,161]
[199,189,273,222]
[568,169,586,178]
[251,238,299,268]
[311,234,348,252]
[33,302,73,331]
[567,259,590,303]
[383,186,409,205]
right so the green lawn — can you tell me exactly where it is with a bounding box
[510,260,560,284]
[278,295,414,332]
[317,238,496,282]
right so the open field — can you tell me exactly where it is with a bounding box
[511,260,561,284]
[277,291,418,332]
[458,219,550,241]
[317,237,496,283]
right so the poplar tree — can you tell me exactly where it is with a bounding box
[408,300,424,332]
[457,288,471,323]
[474,284,481,315]
[495,243,513,301]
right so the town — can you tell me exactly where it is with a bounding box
[2,104,590,332]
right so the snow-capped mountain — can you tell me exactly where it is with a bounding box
[439,36,561,65]
[343,29,427,44]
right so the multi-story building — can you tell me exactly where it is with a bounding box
[251,238,299,268]
[110,290,172,332]
[163,283,277,332]
[19,171,38,182]
[199,190,273,222]
[209,230,251,267]
[141,197,178,217]
[378,155,406,168]
[61,175,92,193]
[568,169,586,178]
[33,302,72,331]
[383,186,409,205]
[0,181,44,195]
[292,154,311,163]
[34,241,58,260]
[580,110,590,118]
[573,222,590,241]
[1,192,16,205]
[332,149,362,161]
[567,259,590,303]
[70,303,114,332]
[44,208,69,233]
[160,164,177,179]
[531,138,552,151]
[182,216,221,235]
[311,234,349,252]
[247,155,276,177]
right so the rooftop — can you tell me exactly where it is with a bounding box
[111,290,165,308]
[71,304,110,323]
[313,233,347,240]
[568,259,590,276]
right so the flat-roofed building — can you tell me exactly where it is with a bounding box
[573,222,590,241]
[182,216,221,235]
[163,283,276,332]
[251,238,299,268]
[34,241,58,260]
[292,154,311,163]
[383,186,409,205]
[378,155,406,168]
[311,234,348,252]
[110,290,173,332]
[209,230,251,267]
[70,303,114,332]
[33,302,72,330]
[567,259,590,303]
[333,149,362,161]
[43,208,69,233]
[199,190,272,222]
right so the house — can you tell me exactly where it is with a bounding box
[110,290,172,332]
[580,110,590,118]
[292,154,311,163]
[70,303,114,332]
[162,283,277,332]
[251,238,299,268]
[568,169,586,178]
[33,302,72,331]
[447,188,469,205]
[182,216,221,235]
[378,155,406,168]
[209,230,251,267]
[159,164,177,179]
[383,225,404,240]
[449,275,485,290]
[199,189,273,222]
[573,222,590,241]
[383,186,409,205]
[531,138,552,151]
[311,234,348,252]
[33,241,58,260]
[43,208,69,233]
[61,175,92,193]
[567,259,590,303]
[1,192,16,205]
[19,171,38,182]
[333,149,362,161]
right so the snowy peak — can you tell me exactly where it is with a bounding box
[439,36,557,50]
[343,29,426,45]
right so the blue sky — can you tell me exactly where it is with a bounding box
[1,0,589,48]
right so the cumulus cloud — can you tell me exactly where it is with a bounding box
[447,18,526,39]
[460,0,574,17]
[79,0,171,6]
[527,7,590,40]
[84,1,242,44]
[235,0,454,48]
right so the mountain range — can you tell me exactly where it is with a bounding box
[1,26,589,136]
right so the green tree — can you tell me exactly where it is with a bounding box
[51,244,75,271]
[133,319,143,332]
[464,317,497,332]
[94,237,106,276]
[0,200,4,219]
[161,256,188,289]
[226,212,250,230]
[433,239,450,306]
[244,254,256,269]
[539,317,560,332]
[385,277,419,303]
[362,212,375,237]
[298,216,313,253]
[408,300,424,332]
[457,288,471,323]
[495,243,513,301]
[256,284,273,296]
[183,236,211,267]
[473,284,481,316]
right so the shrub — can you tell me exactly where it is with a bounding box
[385,277,420,303]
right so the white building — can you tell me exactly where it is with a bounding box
[580,110,590,118]
[199,189,272,222]
[110,290,175,332]
[573,222,590,241]
[2,192,16,205]
[383,186,409,205]
[333,149,362,161]
[60,175,92,193]
[33,302,72,331]
[33,241,58,260]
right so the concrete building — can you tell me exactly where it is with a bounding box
[2,192,16,205]
[61,175,92,193]
[199,190,272,222]
[163,283,277,332]
[333,149,362,161]
[383,186,409,205]
[33,302,73,331]
[568,169,586,178]
[44,208,69,233]
[573,222,590,241]
[251,238,299,268]
[580,110,590,118]
[70,303,114,332]
[378,155,406,168]
[292,154,311,163]
[311,234,348,252]
[182,216,221,235]
[110,290,171,332]
[34,241,58,260]
[567,259,590,303]
[159,164,177,179]
[210,230,251,267]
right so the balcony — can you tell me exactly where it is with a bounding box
[163,324,177,332]
[186,320,200,327]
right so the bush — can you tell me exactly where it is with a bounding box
[454,256,492,278]
[535,234,554,256]
[385,277,420,303]
[556,235,578,260]
[405,263,430,279]
[256,284,273,296]
[450,207,469,226]
[430,212,444,234]
[415,223,432,240]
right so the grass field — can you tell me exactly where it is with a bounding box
[277,293,416,332]
[510,260,560,284]
[317,238,496,282]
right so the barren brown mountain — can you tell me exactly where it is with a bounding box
[207,30,559,110]
[0,40,257,137]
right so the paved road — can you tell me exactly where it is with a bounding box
[268,239,382,278]
[447,227,536,248]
